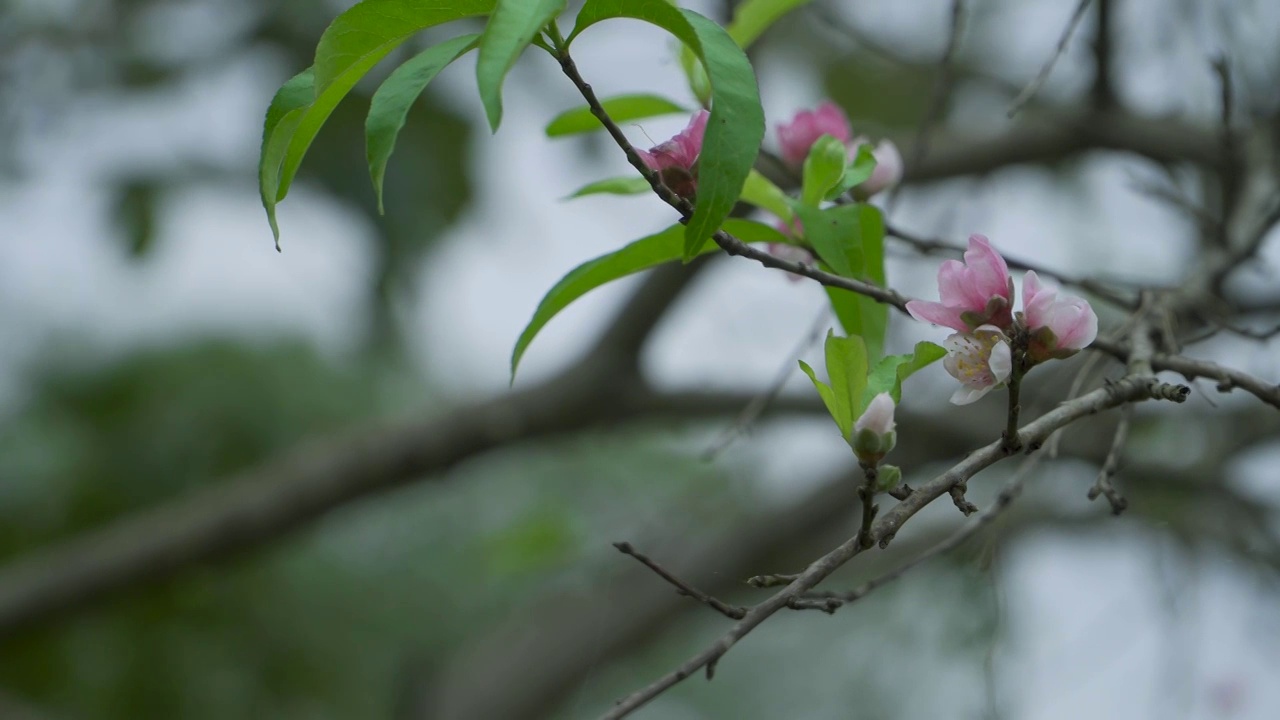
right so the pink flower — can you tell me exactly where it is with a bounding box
[943,325,1012,405]
[852,392,897,464]
[855,139,903,198]
[906,235,1015,333]
[776,101,852,166]
[1021,271,1098,361]
[636,110,708,198]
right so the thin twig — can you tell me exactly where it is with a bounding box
[1089,404,1132,514]
[788,454,1041,613]
[1090,337,1280,410]
[908,0,967,173]
[701,306,830,460]
[1211,55,1239,251]
[1090,0,1115,108]
[604,373,1189,719]
[613,542,746,620]
[885,223,1140,309]
[1007,0,1095,118]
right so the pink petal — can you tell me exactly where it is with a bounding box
[964,235,1012,301]
[1021,271,1055,328]
[986,336,1012,382]
[950,384,993,405]
[854,392,896,434]
[812,101,853,143]
[906,299,969,333]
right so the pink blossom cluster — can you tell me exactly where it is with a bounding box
[907,236,1098,404]
[635,102,903,203]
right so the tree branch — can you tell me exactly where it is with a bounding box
[604,372,1189,718]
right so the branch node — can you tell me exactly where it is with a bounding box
[949,484,979,516]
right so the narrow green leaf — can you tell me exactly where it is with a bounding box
[739,169,793,223]
[564,176,652,198]
[511,218,785,379]
[826,143,877,201]
[863,341,946,408]
[476,0,566,131]
[367,34,480,215]
[727,0,817,48]
[261,0,495,239]
[800,134,846,207]
[259,68,314,245]
[545,94,687,137]
[858,203,887,358]
[823,331,868,436]
[572,3,764,259]
[798,360,842,435]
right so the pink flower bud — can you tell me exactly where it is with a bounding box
[855,139,903,197]
[906,235,1015,333]
[1021,271,1098,362]
[852,392,897,464]
[943,325,1013,405]
[776,101,853,167]
[854,392,896,435]
[636,110,708,198]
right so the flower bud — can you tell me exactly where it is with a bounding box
[874,464,903,492]
[851,393,897,464]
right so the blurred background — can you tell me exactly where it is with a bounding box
[2,0,1280,718]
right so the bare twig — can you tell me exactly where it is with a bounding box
[1091,0,1116,108]
[1089,404,1132,514]
[1090,337,1280,410]
[1212,56,1240,250]
[603,372,1189,719]
[885,223,1141,309]
[613,542,746,620]
[908,0,967,173]
[789,454,1041,613]
[1007,0,1095,118]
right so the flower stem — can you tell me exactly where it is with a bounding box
[857,464,879,549]
[1002,330,1028,453]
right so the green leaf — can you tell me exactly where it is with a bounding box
[545,94,687,137]
[259,68,315,245]
[793,203,863,277]
[476,0,566,131]
[739,169,793,224]
[260,0,495,241]
[800,134,846,207]
[798,359,842,435]
[823,331,868,437]
[366,34,480,215]
[572,3,764,260]
[797,203,888,358]
[564,176,652,198]
[826,143,877,201]
[863,341,946,408]
[726,0,817,48]
[511,218,786,379]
